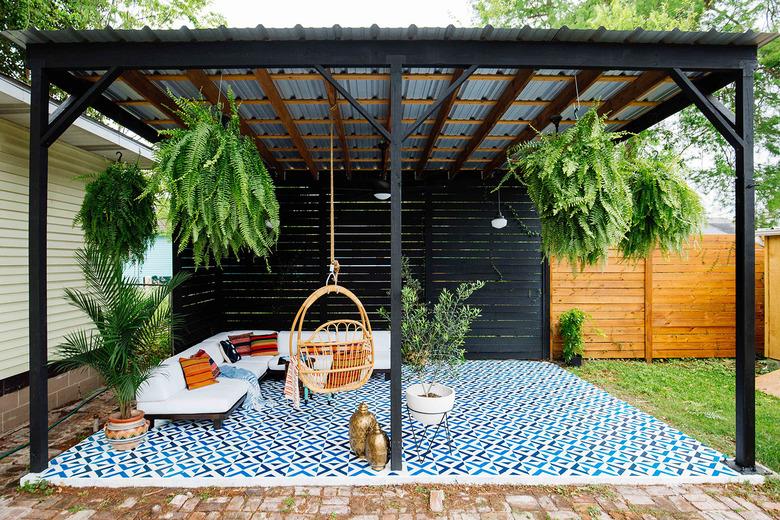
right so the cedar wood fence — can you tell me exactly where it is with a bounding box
[551,235,765,360]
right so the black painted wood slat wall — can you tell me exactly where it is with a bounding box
[172,175,546,359]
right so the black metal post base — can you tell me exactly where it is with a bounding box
[725,459,774,476]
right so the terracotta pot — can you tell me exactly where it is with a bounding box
[104,409,149,451]
[406,383,455,425]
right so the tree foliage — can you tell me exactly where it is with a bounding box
[500,110,633,269]
[619,145,706,260]
[149,90,280,268]
[0,0,225,80]
[75,161,157,264]
[51,246,188,419]
[474,0,780,226]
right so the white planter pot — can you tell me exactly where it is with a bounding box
[406,383,455,425]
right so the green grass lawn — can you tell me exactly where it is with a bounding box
[569,359,780,472]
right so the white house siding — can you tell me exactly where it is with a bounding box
[0,117,107,380]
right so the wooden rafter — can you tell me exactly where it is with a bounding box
[449,69,535,176]
[596,70,669,119]
[481,69,603,175]
[253,68,319,177]
[121,69,185,126]
[323,77,352,176]
[415,68,464,177]
[184,69,283,173]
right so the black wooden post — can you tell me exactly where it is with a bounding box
[28,61,50,474]
[734,62,756,471]
[389,55,404,471]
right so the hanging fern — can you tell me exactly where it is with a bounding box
[149,89,280,268]
[499,109,632,270]
[75,161,156,264]
[619,146,705,260]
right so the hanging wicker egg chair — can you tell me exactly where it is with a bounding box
[289,111,375,394]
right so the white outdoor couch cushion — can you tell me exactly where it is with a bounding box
[138,377,250,415]
[136,330,275,409]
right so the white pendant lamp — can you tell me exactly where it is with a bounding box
[491,188,507,229]
[373,179,391,200]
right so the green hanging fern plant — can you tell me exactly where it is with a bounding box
[619,145,705,260]
[75,161,157,264]
[149,89,280,268]
[499,109,633,270]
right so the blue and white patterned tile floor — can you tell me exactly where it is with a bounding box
[37,361,741,487]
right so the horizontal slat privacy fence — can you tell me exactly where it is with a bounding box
[173,175,546,358]
[550,235,765,360]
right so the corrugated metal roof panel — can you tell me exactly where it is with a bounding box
[3,26,776,48]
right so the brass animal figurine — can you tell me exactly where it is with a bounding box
[349,402,377,457]
[364,422,389,470]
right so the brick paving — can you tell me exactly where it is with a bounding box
[0,391,778,519]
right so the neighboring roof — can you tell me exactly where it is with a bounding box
[703,218,736,235]
[2,25,777,48]
[0,73,154,166]
[757,228,780,237]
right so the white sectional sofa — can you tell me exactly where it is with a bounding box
[136,329,390,428]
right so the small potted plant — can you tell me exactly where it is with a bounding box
[381,260,484,425]
[559,308,587,367]
[51,247,187,450]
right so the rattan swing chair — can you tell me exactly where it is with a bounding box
[289,111,375,394]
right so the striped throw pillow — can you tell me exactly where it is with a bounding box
[194,349,221,378]
[228,333,252,357]
[179,356,218,390]
[249,333,278,356]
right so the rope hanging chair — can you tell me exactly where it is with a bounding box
[289,110,375,394]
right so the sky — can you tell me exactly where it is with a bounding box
[218,0,477,27]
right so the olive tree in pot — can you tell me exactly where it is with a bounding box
[381,260,484,425]
[51,247,188,450]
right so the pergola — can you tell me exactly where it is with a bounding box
[2,25,774,475]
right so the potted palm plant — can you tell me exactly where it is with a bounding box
[381,260,484,425]
[51,247,187,450]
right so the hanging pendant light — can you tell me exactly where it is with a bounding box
[373,140,391,200]
[373,178,391,201]
[491,188,507,229]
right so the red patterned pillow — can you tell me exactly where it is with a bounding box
[193,349,221,378]
[249,333,278,357]
[228,333,252,357]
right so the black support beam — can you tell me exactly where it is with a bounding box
[734,62,756,471]
[670,68,743,148]
[43,66,123,146]
[28,40,756,71]
[28,62,50,474]
[389,55,404,472]
[48,71,160,143]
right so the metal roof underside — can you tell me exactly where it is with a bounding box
[3,26,775,175]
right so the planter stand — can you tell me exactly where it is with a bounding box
[405,404,452,462]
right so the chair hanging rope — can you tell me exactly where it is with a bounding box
[289,108,375,394]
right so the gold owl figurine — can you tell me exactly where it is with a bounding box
[349,403,377,458]
[364,423,389,470]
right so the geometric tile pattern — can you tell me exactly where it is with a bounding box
[40,361,738,481]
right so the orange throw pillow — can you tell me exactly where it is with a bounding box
[326,343,368,389]
[193,349,221,378]
[179,356,218,390]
